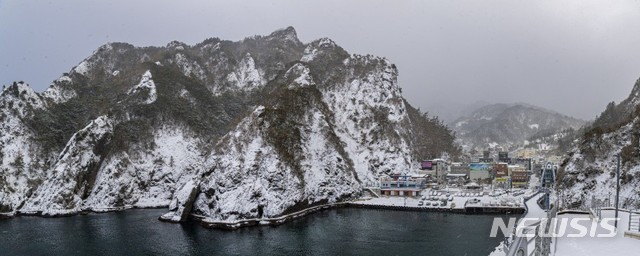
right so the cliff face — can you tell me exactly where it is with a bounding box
[0,27,459,221]
[559,78,640,208]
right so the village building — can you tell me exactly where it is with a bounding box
[493,163,509,177]
[379,174,426,197]
[510,170,529,188]
[507,165,527,176]
[446,173,468,187]
[494,176,510,189]
[514,148,536,159]
[419,159,449,183]
[449,162,470,176]
[469,162,491,183]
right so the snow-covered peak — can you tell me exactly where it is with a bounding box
[128,70,157,104]
[267,26,301,44]
[68,43,135,78]
[301,38,339,62]
[1,82,46,115]
[317,38,336,48]
[167,41,188,50]
[619,77,640,111]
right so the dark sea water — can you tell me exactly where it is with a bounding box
[0,208,511,256]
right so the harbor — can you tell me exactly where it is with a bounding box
[352,188,531,215]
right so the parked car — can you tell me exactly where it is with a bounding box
[468,198,481,204]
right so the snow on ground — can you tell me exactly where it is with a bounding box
[525,193,546,219]
[355,188,527,210]
[488,193,544,256]
[555,210,640,255]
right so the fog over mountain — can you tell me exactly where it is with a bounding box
[425,101,490,124]
[451,103,586,150]
[2,0,640,120]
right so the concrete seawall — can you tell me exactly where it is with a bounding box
[190,200,526,230]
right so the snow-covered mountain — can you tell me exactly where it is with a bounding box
[0,27,459,222]
[559,77,640,208]
[450,103,585,150]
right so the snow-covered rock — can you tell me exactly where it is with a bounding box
[225,53,265,90]
[560,77,640,209]
[21,116,114,216]
[317,54,413,182]
[0,82,49,215]
[301,38,337,62]
[43,83,77,104]
[192,100,361,222]
[284,63,315,88]
[84,125,204,210]
[127,70,157,104]
[1,27,459,224]
[172,53,206,81]
[160,180,200,222]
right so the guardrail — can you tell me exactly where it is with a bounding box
[505,193,556,256]
[629,211,640,232]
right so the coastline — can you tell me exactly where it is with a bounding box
[2,198,525,231]
[184,198,525,230]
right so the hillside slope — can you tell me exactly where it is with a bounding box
[0,27,459,221]
[559,78,640,208]
[451,103,585,150]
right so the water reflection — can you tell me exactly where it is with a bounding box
[0,208,510,256]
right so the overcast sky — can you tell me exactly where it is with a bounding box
[2,0,640,121]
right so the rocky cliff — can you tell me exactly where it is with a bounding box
[0,27,459,222]
[559,77,640,208]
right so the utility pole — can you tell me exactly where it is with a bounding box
[615,154,621,230]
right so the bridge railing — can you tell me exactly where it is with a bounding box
[506,203,556,256]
